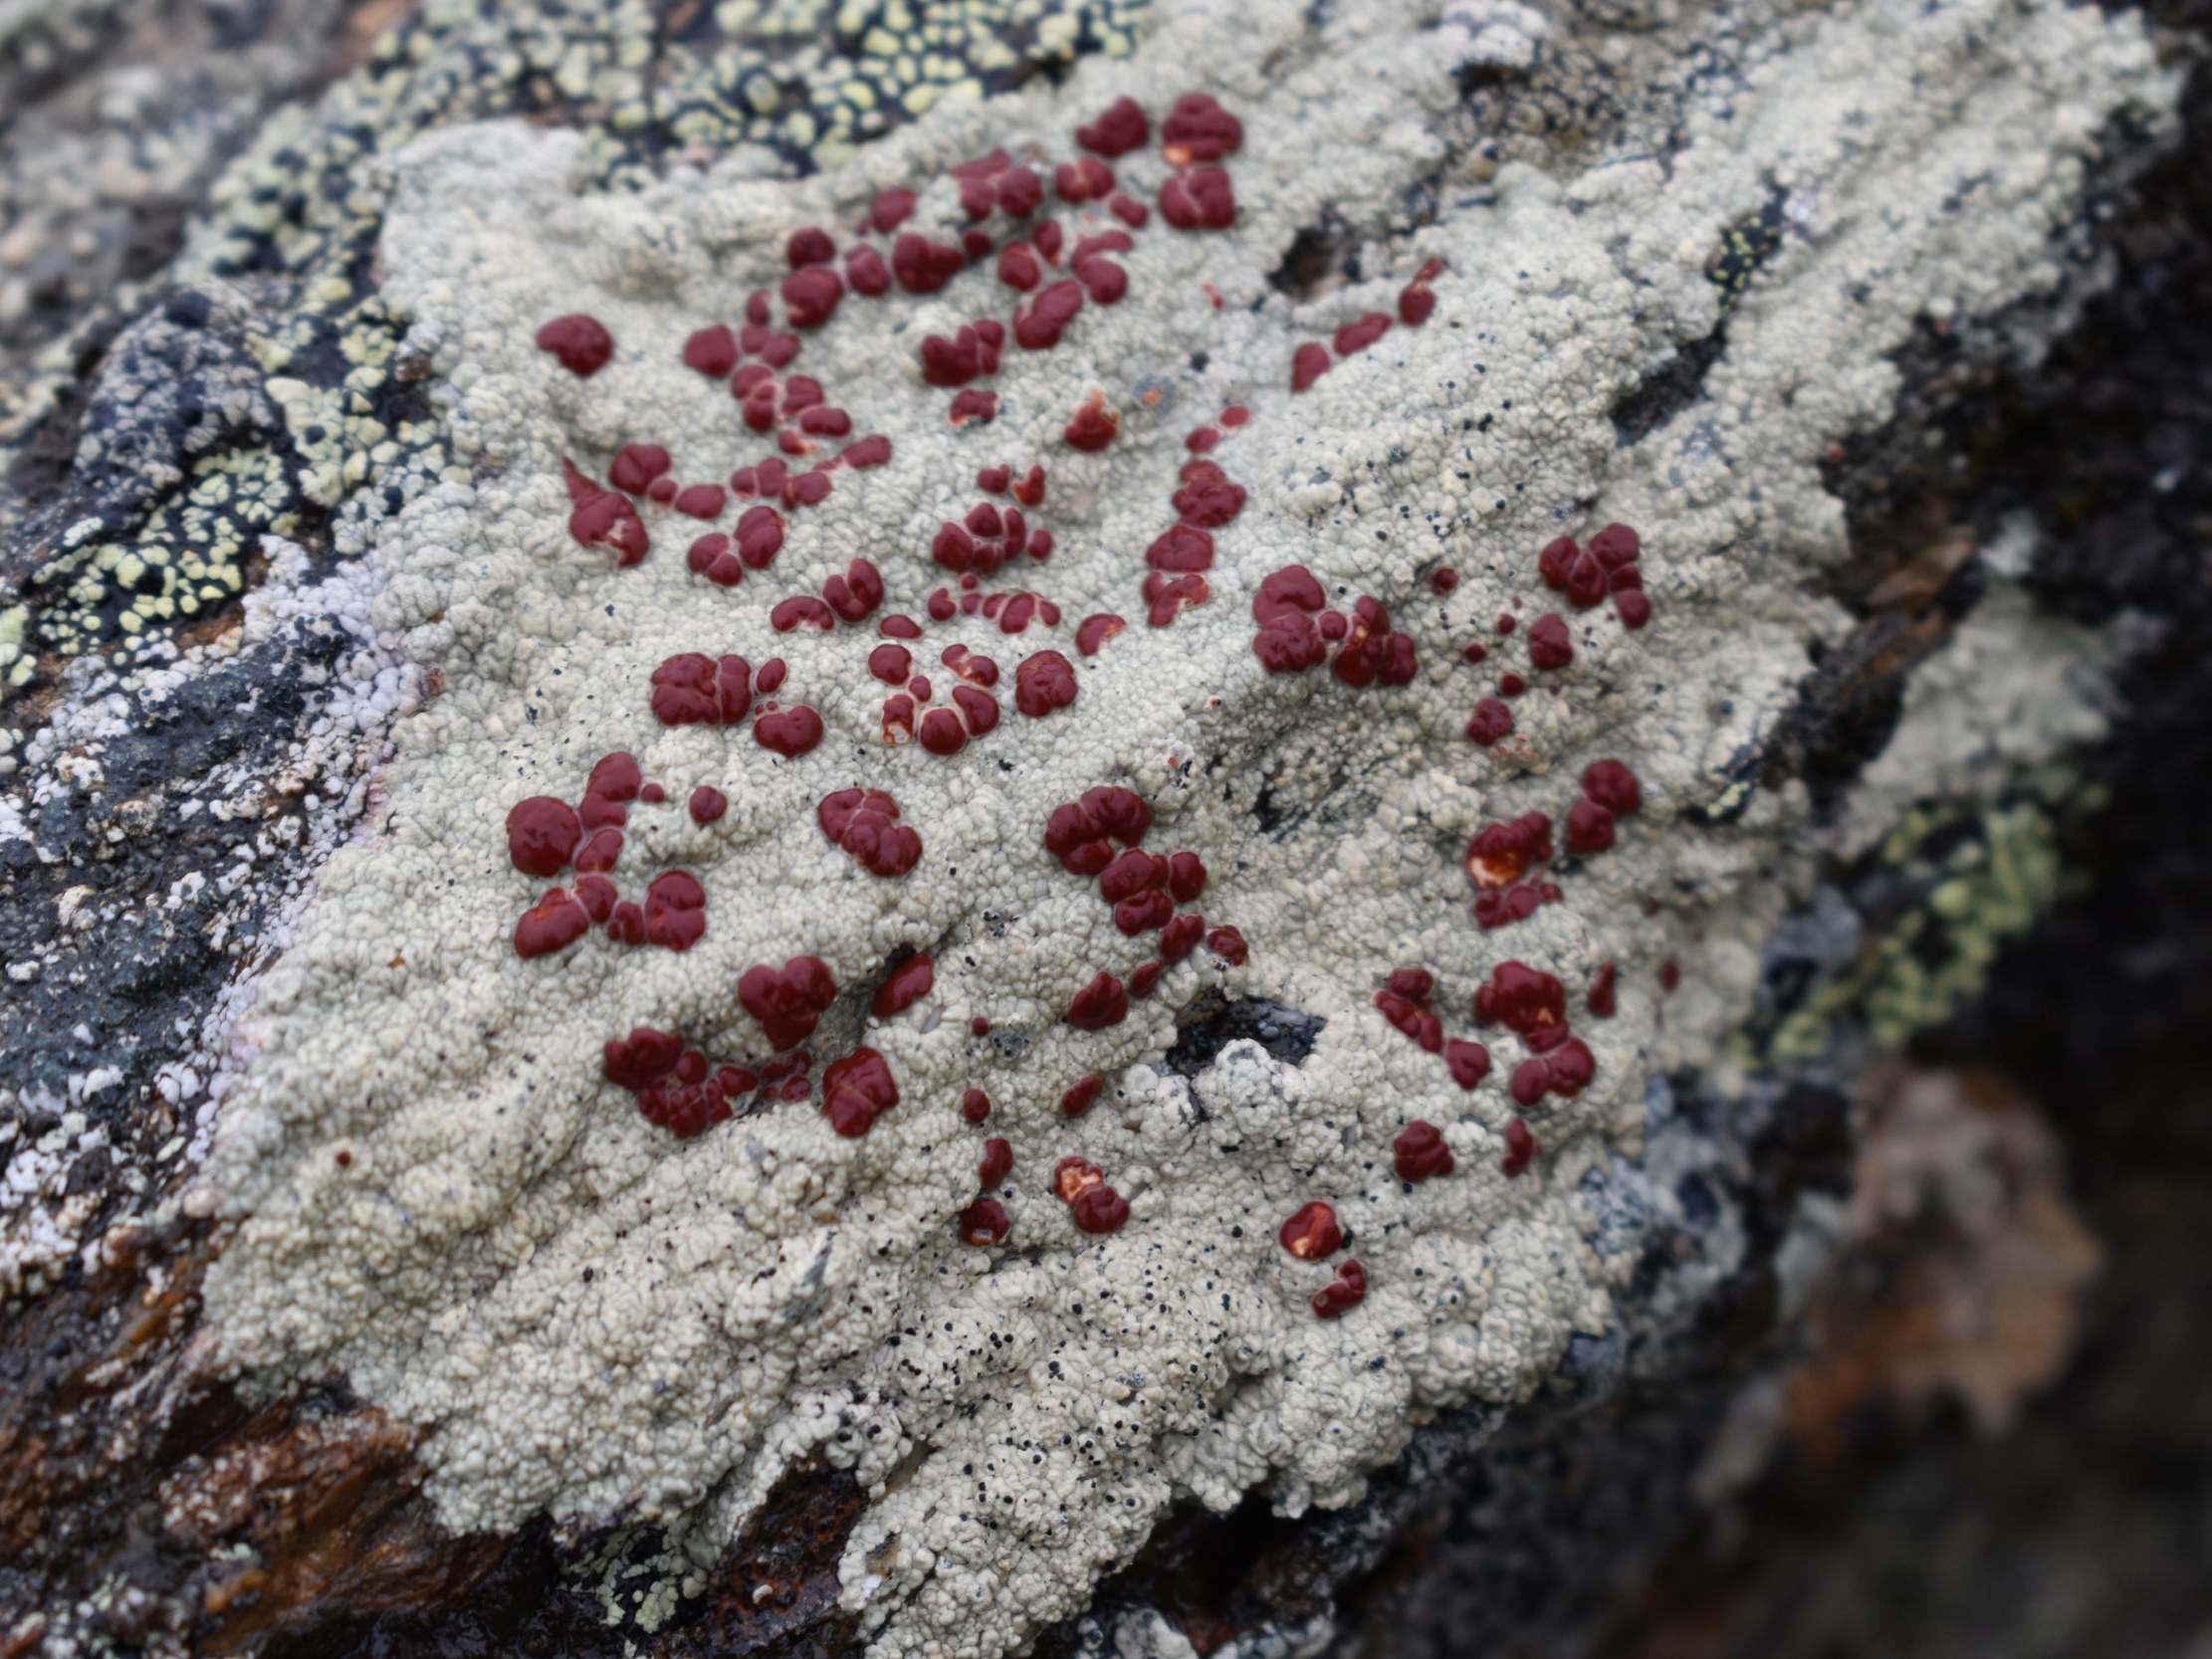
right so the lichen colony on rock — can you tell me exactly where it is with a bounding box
[188,2,2176,1657]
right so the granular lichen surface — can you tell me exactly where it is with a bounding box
[186,2,2176,1656]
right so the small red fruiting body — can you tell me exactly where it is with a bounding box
[1334,312,1390,356]
[1144,572,1210,628]
[536,313,613,375]
[1250,566,1416,685]
[505,753,717,959]
[1510,1037,1597,1107]
[1500,1118,1539,1177]
[688,786,727,825]
[561,460,649,566]
[1527,613,1573,671]
[1042,783,1238,1028]
[978,1138,1014,1187]
[1039,787,1150,876]
[1398,257,1445,326]
[687,507,784,587]
[870,189,917,232]
[822,1047,900,1137]
[1065,971,1130,1031]
[922,324,1000,386]
[1289,261,1438,395]
[1582,757,1645,815]
[610,444,672,493]
[1076,97,1149,156]
[684,326,738,377]
[1177,458,1247,528]
[1537,522,1651,628]
[818,788,923,877]
[1445,1039,1490,1089]
[585,751,638,809]
[1075,613,1126,656]
[1474,960,1568,1041]
[1063,394,1119,452]
[603,1026,758,1140]
[1332,596,1418,687]
[872,953,935,1018]
[1099,852,1173,933]
[1059,1074,1106,1117]
[958,1198,1012,1245]
[771,596,837,632]
[891,231,965,294]
[1375,966,1442,1053]
[515,888,590,958]
[1567,757,1645,855]
[883,641,1004,754]
[961,1088,992,1124]
[674,483,726,519]
[952,148,1045,221]
[754,705,824,758]
[1278,1200,1344,1260]
[1464,812,1561,931]
[1565,798,1617,855]
[942,642,1001,688]
[739,955,838,1050]
[1015,278,1086,349]
[821,558,885,622]
[1013,650,1078,718]
[507,796,581,877]
[1055,1154,1131,1233]
[651,653,753,726]
[642,871,707,951]
[1054,1156,1106,1201]
[781,265,844,329]
[1311,1259,1368,1320]
[1465,697,1514,746]
[1588,962,1619,1017]
[1159,166,1235,230]
[845,245,890,295]
[1474,881,1562,933]
[1465,813,1552,889]
[1161,92,1242,163]
[1166,851,1208,902]
[932,485,1052,576]
[1394,1121,1454,1182]
[1070,1185,1132,1234]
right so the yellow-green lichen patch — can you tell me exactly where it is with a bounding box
[1761,768,2107,1065]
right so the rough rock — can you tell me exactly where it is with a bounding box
[0,0,2201,1655]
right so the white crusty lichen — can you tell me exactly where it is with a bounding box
[192,0,2175,1653]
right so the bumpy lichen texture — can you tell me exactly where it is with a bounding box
[199,0,2174,1653]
